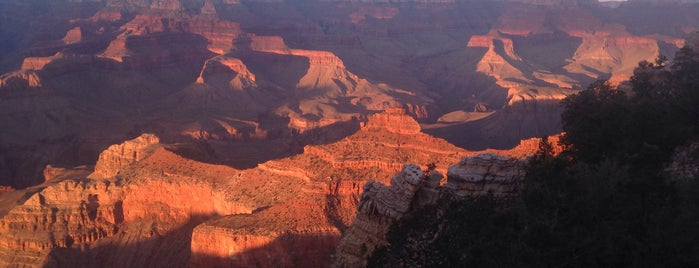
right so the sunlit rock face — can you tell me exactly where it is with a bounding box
[185,109,464,268]
[362,108,422,135]
[0,179,122,266]
[0,134,255,267]
[0,0,695,188]
[0,109,546,267]
[90,133,160,179]
[1,0,698,266]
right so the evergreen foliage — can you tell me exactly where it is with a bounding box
[368,47,699,267]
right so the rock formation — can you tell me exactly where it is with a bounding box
[90,133,160,179]
[444,153,528,197]
[195,55,257,89]
[0,71,43,89]
[0,106,563,267]
[2,0,696,188]
[0,133,260,267]
[187,108,555,268]
[0,0,698,266]
[0,179,123,267]
[187,109,464,267]
[332,153,527,267]
[62,27,83,45]
[362,108,421,135]
[331,164,443,268]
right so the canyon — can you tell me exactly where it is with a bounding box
[0,0,697,266]
[0,108,547,267]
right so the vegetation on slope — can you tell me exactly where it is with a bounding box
[368,46,699,267]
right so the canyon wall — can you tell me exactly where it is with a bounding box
[332,153,528,267]
[1,0,698,266]
[0,134,258,267]
[0,108,564,267]
[1,0,695,188]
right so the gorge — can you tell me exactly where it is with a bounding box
[1,0,698,266]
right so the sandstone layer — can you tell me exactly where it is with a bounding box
[0,134,258,267]
[188,109,551,268]
[0,109,548,267]
[1,0,696,188]
[0,0,698,267]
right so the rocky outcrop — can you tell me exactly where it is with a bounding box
[0,70,42,90]
[2,1,698,266]
[444,153,527,197]
[0,108,547,267]
[0,134,258,267]
[20,56,54,71]
[0,179,123,267]
[187,18,242,54]
[333,153,526,267]
[44,165,69,182]
[90,133,160,179]
[244,34,409,131]
[470,33,531,88]
[362,108,421,135]
[188,109,467,268]
[4,0,693,191]
[332,164,442,268]
[195,55,256,89]
[63,27,83,45]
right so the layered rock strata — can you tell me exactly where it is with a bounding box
[2,0,695,189]
[2,1,695,266]
[445,153,528,197]
[333,153,527,268]
[331,165,443,268]
[0,179,123,267]
[90,133,160,179]
[188,109,465,267]
[0,133,258,267]
[0,108,551,267]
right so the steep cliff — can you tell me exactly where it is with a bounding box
[187,108,557,267]
[2,0,696,189]
[332,153,528,267]
[1,1,698,266]
[0,179,123,267]
[0,108,545,267]
[0,134,259,267]
[187,109,466,267]
[331,164,443,268]
[89,133,160,179]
